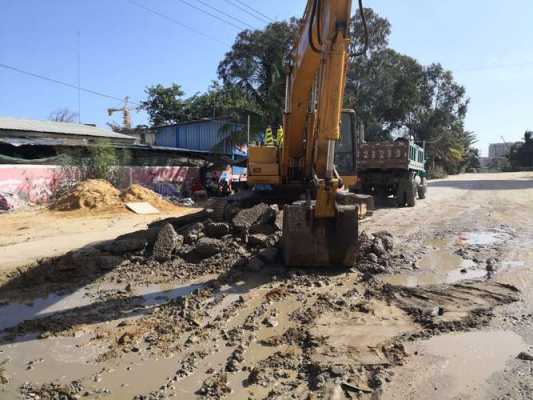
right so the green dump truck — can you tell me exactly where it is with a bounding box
[355,137,427,207]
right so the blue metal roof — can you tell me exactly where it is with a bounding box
[155,119,244,155]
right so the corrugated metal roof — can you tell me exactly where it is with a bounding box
[0,116,135,140]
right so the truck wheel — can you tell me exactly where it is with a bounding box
[417,178,427,200]
[406,179,416,207]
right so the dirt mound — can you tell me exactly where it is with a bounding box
[120,184,177,212]
[50,180,121,211]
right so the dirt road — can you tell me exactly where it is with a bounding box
[0,172,532,399]
[0,207,199,272]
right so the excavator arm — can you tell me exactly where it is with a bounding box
[247,0,360,267]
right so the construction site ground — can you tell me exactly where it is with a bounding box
[0,207,200,273]
[1,172,533,399]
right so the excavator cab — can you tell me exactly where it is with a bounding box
[335,110,360,190]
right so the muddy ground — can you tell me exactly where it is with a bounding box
[0,206,199,273]
[0,172,532,400]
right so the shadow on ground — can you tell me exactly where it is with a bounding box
[429,177,533,191]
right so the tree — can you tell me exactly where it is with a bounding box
[141,84,189,126]
[217,20,299,128]
[49,108,78,123]
[348,7,391,57]
[345,49,424,141]
[508,131,533,169]
[462,147,481,172]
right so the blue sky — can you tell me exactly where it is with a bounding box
[1,1,533,156]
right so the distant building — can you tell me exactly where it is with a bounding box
[489,143,513,159]
[0,116,136,146]
[155,119,245,156]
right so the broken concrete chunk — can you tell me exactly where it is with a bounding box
[247,256,265,271]
[258,247,279,264]
[193,238,222,259]
[373,231,394,252]
[248,234,269,248]
[96,255,123,270]
[274,210,283,231]
[152,223,179,262]
[232,203,276,231]
[205,222,231,239]
[110,236,147,255]
[371,237,387,257]
[517,351,533,361]
[249,224,275,235]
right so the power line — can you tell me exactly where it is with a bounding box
[173,0,245,31]
[0,62,140,106]
[230,0,273,23]
[196,0,256,30]
[128,0,227,45]
[223,0,269,24]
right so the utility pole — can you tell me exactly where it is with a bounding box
[247,114,250,145]
[77,31,81,123]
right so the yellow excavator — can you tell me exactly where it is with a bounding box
[233,0,364,267]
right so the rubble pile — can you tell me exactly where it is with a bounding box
[357,230,398,275]
[26,204,284,291]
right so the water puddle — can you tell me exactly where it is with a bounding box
[0,281,206,332]
[0,332,103,393]
[0,289,92,332]
[383,239,485,287]
[458,231,512,246]
[381,330,526,400]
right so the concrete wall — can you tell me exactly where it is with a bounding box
[0,165,199,204]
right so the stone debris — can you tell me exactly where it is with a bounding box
[356,231,397,275]
[152,223,181,262]
[517,351,533,361]
[205,222,231,239]
[190,237,223,259]
[232,203,276,231]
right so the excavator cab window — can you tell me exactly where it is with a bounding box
[335,110,358,177]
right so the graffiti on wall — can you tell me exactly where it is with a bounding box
[0,165,200,204]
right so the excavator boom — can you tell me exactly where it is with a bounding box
[247,0,360,267]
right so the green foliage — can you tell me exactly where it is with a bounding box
[60,139,129,187]
[217,20,299,128]
[141,84,188,126]
[462,147,481,172]
[508,131,533,169]
[428,165,448,179]
[140,7,476,176]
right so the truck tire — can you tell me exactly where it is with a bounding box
[406,178,416,207]
[417,177,427,200]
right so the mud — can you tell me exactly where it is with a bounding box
[1,173,532,399]
[381,330,527,400]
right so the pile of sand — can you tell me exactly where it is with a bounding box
[51,181,178,213]
[120,184,177,212]
[51,180,122,211]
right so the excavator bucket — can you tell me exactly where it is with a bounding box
[282,200,358,267]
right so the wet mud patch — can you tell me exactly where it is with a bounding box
[381,226,517,288]
[309,299,418,366]
[380,330,527,400]
[382,280,520,334]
